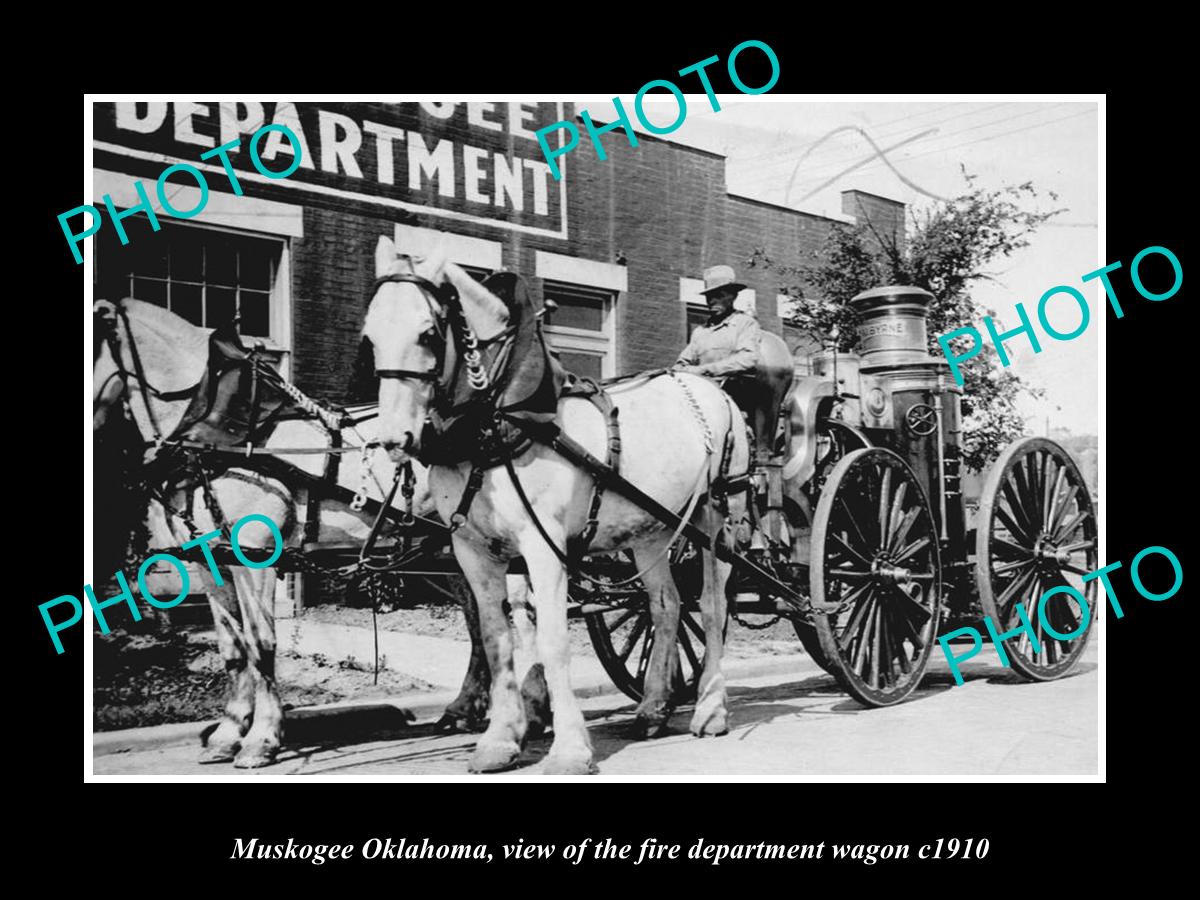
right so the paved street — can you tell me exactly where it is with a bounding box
[94,641,1098,778]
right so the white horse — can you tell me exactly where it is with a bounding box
[365,236,750,775]
[92,299,538,767]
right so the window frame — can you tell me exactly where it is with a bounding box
[94,215,293,377]
[540,279,617,379]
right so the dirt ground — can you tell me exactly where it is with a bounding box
[93,627,436,732]
[302,598,808,660]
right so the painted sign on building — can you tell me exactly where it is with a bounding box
[93,102,569,238]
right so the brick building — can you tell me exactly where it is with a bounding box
[92,101,905,398]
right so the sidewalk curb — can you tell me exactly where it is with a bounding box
[92,653,814,757]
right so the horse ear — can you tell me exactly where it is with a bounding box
[375,235,396,278]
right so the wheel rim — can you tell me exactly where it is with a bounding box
[812,448,942,706]
[584,600,711,703]
[581,546,720,704]
[975,438,1097,681]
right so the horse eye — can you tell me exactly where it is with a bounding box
[418,327,437,346]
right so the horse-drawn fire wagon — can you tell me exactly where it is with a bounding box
[575,285,1097,708]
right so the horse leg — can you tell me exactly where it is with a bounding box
[230,565,284,769]
[509,574,551,737]
[691,504,732,737]
[522,535,594,775]
[631,535,683,739]
[436,575,492,733]
[199,579,255,763]
[457,540,526,773]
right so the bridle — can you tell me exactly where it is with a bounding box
[366,272,497,413]
[96,301,196,444]
[368,273,454,385]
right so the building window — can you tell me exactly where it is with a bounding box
[95,216,283,342]
[541,281,616,380]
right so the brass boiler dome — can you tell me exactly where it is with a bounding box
[849,285,938,369]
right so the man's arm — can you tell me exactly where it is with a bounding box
[696,316,761,377]
[675,328,702,367]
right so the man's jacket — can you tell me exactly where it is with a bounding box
[676,310,762,377]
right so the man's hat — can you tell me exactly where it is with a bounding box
[700,264,747,296]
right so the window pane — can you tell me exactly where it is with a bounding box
[172,282,202,326]
[239,290,269,337]
[127,226,168,279]
[132,277,167,306]
[686,304,708,339]
[207,286,236,329]
[207,237,237,286]
[542,284,608,332]
[239,250,271,290]
[171,230,204,281]
[554,350,603,381]
[545,299,603,331]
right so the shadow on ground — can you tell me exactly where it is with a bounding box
[233,660,1059,773]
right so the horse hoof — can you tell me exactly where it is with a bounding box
[199,741,240,764]
[233,743,280,769]
[689,708,729,737]
[468,740,522,773]
[543,751,596,776]
[631,713,670,740]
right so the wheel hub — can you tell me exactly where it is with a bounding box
[871,554,912,586]
[1034,534,1071,566]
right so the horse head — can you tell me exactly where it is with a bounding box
[92,298,211,441]
[364,235,509,462]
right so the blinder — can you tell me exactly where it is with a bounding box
[366,272,457,385]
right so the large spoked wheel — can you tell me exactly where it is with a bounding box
[582,546,725,704]
[811,448,943,707]
[975,437,1098,681]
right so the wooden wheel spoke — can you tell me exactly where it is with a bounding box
[677,624,701,674]
[837,587,876,654]
[997,565,1038,619]
[890,584,934,628]
[681,610,706,643]
[877,467,894,546]
[836,496,874,555]
[1039,455,1056,530]
[618,614,649,663]
[1053,511,1091,543]
[886,481,909,549]
[888,588,925,653]
[604,606,640,635]
[993,558,1032,576]
[992,536,1033,559]
[868,597,883,688]
[1044,464,1066,530]
[1007,467,1038,538]
[996,504,1034,547]
[830,568,873,580]
[1059,539,1096,554]
[894,535,932,564]
[888,506,920,556]
[831,531,871,565]
[634,625,654,679]
[1048,484,1081,535]
[847,592,878,667]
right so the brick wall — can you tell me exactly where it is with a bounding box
[841,189,907,255]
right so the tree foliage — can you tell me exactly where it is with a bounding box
[750,173,1063,471]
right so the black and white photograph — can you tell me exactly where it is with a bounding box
[78,92,1111,782]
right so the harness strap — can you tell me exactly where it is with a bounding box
[570,388,622,559]
[115,304,165,443]
[503,453,571,567]
[450,465,485,532]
